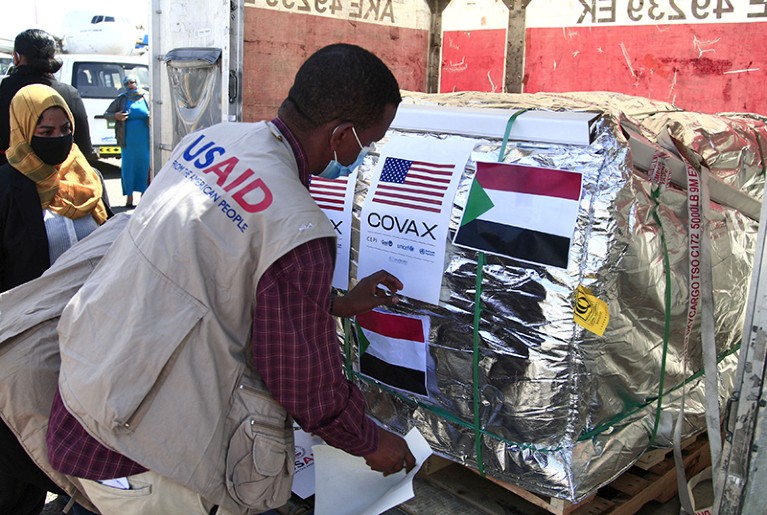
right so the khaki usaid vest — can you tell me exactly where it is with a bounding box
[0,215,129,515]
[58,122,336,514]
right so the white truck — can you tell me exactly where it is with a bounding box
[54,53,149,159]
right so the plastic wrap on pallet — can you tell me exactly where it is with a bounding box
[339,91,763,502]
[399,90,767,203]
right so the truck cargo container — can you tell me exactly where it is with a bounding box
[441,0,767,114]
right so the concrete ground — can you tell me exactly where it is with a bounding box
[95,158,139,212]
[42,480,712,514]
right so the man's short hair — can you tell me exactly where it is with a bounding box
[284,44,401,130]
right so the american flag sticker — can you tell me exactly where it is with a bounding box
[310,176,350,212]
[372,157,456,214]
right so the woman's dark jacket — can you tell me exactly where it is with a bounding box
[0,163,50,292]
[0,65,94,165]
[0,163,113,293]
[103,94,129,148]
[103,91,149,148]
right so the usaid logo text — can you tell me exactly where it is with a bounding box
[182,134,273,213]
[293,445,314,472]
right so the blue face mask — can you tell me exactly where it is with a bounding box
[318,126,371,179]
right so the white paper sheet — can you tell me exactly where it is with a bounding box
[97,477,130,490]
[313,427,433,515]
[358,135,475,304]
[291,426,325,499]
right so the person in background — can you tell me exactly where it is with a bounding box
[47,43,414,515]
[0,29,93,166]
[103,74,150,208]
[0,83,108,515]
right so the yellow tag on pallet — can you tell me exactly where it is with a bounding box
[573,285,609,337]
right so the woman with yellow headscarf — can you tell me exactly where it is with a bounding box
[0,84,108,515]
[0,83,109,292]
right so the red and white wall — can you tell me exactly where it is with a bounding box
[240,1,766,118]
[441,0,508,93]
[243,0,431,121]
[441,0,767,115]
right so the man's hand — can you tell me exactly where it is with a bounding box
[331,270,403,318]
[363,427,416,476]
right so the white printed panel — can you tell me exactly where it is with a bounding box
[442,0,509,31]
[167,0,232,42]
[245,0,431,30]
[526,0,767,28]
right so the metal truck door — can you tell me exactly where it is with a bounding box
[149,0,243,175]
[717,178,767,514]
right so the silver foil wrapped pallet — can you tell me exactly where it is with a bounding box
[339,91,765,502]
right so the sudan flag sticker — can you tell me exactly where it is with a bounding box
[356,309,429,396]
[454,162,583,268]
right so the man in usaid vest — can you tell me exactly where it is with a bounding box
[46,44,415,514]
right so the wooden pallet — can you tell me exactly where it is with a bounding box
[633,434,699,470]
[398,432,711,515]
[572,433,711,514]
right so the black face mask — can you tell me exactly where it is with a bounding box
[30,134,73,165]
